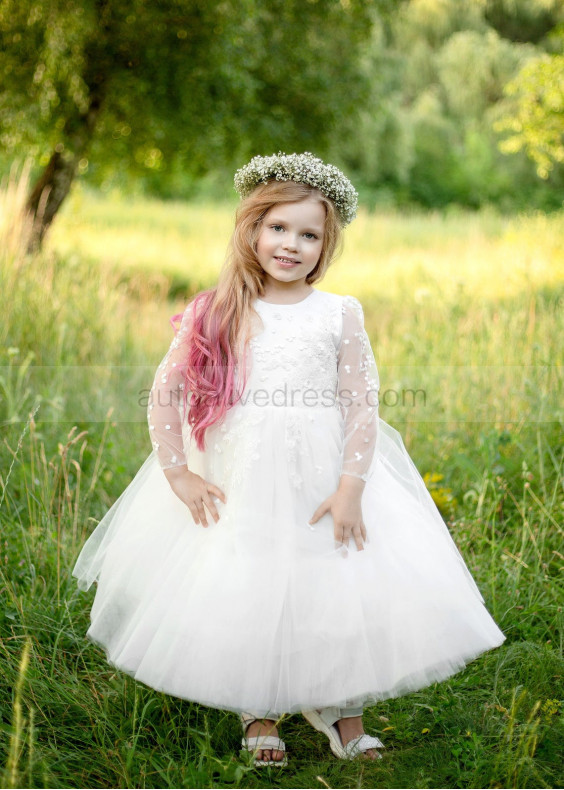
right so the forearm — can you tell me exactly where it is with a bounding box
[148,301,194,471]
[337,296,380,482]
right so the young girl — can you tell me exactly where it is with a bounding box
[72,152,506,767]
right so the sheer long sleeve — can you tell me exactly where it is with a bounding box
[147,304,193,470]
[337,295,380,482]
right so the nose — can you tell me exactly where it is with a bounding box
[282,233,298,251]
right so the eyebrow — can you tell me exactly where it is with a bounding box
[267,218,324,233]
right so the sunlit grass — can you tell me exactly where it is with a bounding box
[46,185,564,440]
[49,185,564,302]
[1,170,563,789]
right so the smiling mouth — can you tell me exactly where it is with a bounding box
[275,256,300,265]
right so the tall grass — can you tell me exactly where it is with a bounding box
[48,185,564,302]
[0,166,562,788]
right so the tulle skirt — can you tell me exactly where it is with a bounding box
[72,406,506,717]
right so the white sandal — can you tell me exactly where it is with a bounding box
[239,713,288,767]
[302,708,385,760]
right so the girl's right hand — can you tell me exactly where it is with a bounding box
[163,465,227,527]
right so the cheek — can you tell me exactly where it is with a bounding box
[255,234,266,257]
[309,241,323,262]
[256,230,273,255]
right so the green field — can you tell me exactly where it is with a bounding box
[1,180,563,789]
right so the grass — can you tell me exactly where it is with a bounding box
[48,187,564,303]
[0,169,563,788]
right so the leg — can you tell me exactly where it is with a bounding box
[241,710,285,764]
[317,703,364,727]
[317,702,381,761]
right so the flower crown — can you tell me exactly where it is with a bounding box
[233,151,358,226]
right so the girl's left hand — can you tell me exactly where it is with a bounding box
[309,482,367,552]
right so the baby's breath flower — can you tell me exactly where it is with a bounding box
[234,152,358,226]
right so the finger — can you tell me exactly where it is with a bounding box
[187,502,200,525]
[334,534,349,558]
[334,525,345,547]
[361,521,368,542]
[334,524,342,550]
[352,526,364,552]
[310,501,329,524]
[203,495,220,522]
[310,505,324,525]
[209,484,227,503]
[196,501,208,527]
[334,538,349,554]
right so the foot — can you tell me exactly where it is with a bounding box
[244,718,285,763]
[336,715,381,761]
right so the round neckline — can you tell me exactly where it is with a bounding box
[256,289,317,307]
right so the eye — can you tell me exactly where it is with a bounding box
[272,224,284,232]
[304,232,318,240]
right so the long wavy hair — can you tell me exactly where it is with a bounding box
[172,179,345,451]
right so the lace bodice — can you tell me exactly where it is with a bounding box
[147,289,380,482]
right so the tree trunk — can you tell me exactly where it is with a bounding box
[26,84,105,253]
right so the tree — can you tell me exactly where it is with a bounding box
[494,53,564,179]
[0,0,374,249]
[333,0,564,209]
[484,0,563,44]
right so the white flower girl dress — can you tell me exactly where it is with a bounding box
[72,288,505,717]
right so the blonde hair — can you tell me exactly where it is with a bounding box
[181,179,345,450]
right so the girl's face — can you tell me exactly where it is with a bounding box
[255,198,325,291]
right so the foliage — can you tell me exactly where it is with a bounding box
[0,0,373,194]
[3,0,564,214]
[331,0,564,210]
[484,0,563,44]
[495,53,564,178]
